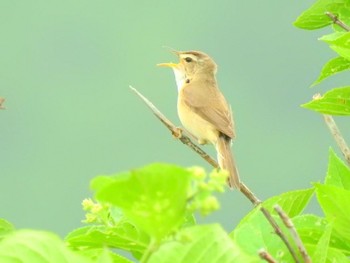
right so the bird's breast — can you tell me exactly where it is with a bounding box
[177,90,219,145]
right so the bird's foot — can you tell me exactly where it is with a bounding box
[197,139,207,145]
[172,127,183,139]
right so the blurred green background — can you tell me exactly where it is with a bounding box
[1,0,349,236]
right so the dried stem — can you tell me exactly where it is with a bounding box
[130,86,300,262]
[323,115,350,166]
[259,249,277,263]
[325,12,350,32]
[274,205,311,263]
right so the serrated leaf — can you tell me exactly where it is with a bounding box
[261,188,314,217]
[94,163,192,240]
[294,0,345,30]
[326,148,350,189]
[315,184,350,241]
[312,57,350,86]
[312,222,333,263]
[0,230,91,263]
[238,188,314,227]
[148,224,241,263]
[302,86,350,115]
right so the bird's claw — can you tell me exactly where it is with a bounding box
[172,127,183,139]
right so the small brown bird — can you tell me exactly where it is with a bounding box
[158,50,240,189]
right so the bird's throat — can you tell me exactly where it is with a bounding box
[172,68,186,91]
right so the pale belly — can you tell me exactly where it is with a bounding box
[177,97,219,145]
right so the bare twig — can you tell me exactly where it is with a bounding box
[323,115,350,166]
[274,205,312,263]
[0,97,5,109]
[130,86,218,168]
[260,207,300,263]
[130,86,300,262]
[259,249,277,263]
[325,12,350,31]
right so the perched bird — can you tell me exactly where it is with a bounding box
[158,50,240,189]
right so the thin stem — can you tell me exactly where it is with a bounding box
[274,205,311,263]
[131,86,300,262]
[259,249,277,263]
[323,115,350,166]
[261,206,300,262]
[140,238,158,263]
[130,86,218,168]
[325,12,350,31]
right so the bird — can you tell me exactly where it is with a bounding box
[158,50,240,189]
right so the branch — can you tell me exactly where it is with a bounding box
[325,12,350,32]
[130,86,300,262]
[259,249,277,263]
[130,87,218,168]
[323,115,350,166]
[0,97,5,109]
[274,205,312,263]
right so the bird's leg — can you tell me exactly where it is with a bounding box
[172,126,201,144]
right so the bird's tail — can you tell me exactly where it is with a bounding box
[216,135,240,189]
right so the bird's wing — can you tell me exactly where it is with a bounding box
[182,83,235,139]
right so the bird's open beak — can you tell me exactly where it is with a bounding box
[157,62,178,68]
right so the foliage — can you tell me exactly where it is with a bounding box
[1,1,350,262]
[0,152,350,262]
[295,0,350,115]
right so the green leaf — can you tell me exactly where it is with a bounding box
[324,248,350,262]
[0,230,92,263]
[77,248,133,263]
[312,222,333,263]
[293,214,327,246]
[319,31,350,60]
[0,219,14,241]
[305,244,350,263]
[148,224,241,263]
[261,188,314,217]
[320,32,347,43]
[325,148,350,190]
[301,86,350,115]
[328,32,350,60]
[94,163,192,241]
[232,212,296,262]
[66,220,149,258]
[293,214,350,255]
[230,188,314,262]
[294,0,345,30]
[335,4,350,31]
[312,57,350,86]
[315,184,350,241]
[331,45,350,61]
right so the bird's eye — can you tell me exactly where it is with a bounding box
[185,57,193,63]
